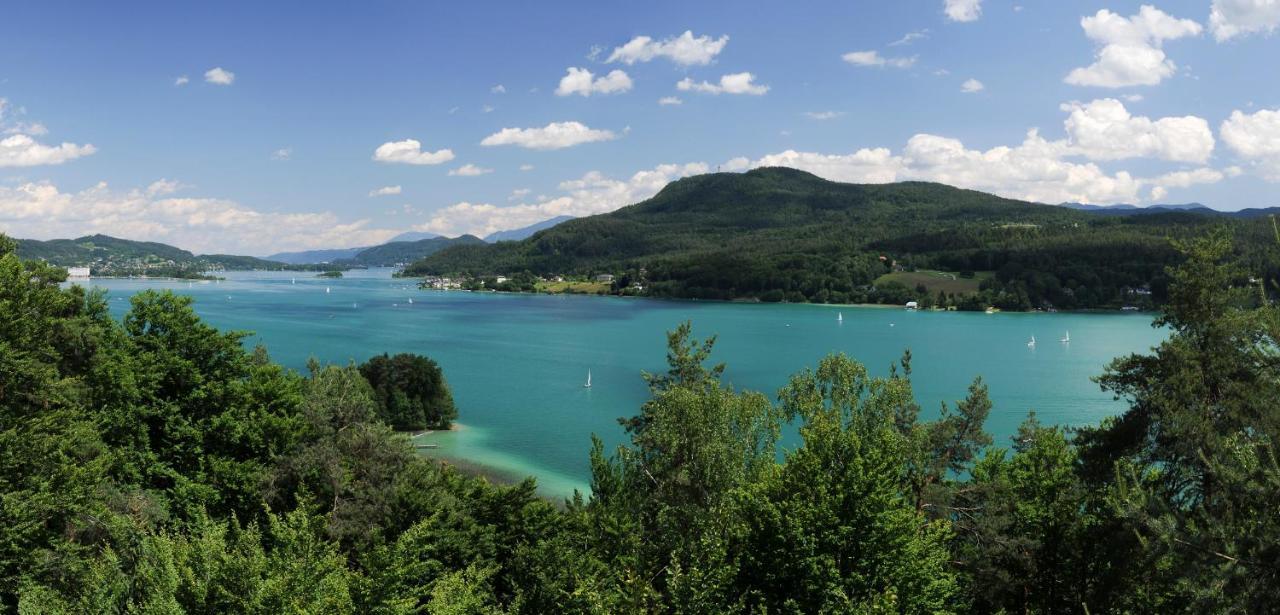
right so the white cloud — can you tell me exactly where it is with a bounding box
[658,96,683,106]
[961,78,985,93]
[369,185,402,197]
[555,67,633,97]
[890,29,930,46]
[1064,6,1202,88]
[1149,168,1225,200]
[480,121,618,150]
[740,127,1225,205]
[509,188,531,201]
[1060,98,1214,163]
[174,75,189,86]
[481,105,495,113]
[841,50,917,69]
[372,139,455,165]
[1123,93,1145,102]
[146,179,182,197]
[945,0,983,22]
[0,180,400,255]
[415,162,708,236]
[0,134,96,167]
[271,147,292,161]
[606,31,729,66]
[1210,0,1280,40]
[519,164,535,171]
[204,67,235,85]
[805,111,844,120]
[491,84,506,94]
[1221,108,1280,180]
[676,72,769,95]
[448,163,493,176]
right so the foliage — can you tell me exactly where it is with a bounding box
[359,353,458,430]
[4,225,1280,612]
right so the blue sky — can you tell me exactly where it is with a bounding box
[3,0,1280,255]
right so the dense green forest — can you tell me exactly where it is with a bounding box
[3,228,1279,613]
[13,234,323,277]
[405,168,1280,310]
[343,235,485,267]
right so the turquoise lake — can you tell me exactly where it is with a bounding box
[85,269,1166,498]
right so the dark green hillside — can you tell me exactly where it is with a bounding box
[405,167,1277,310]
[15,234,301,277]
[344,234,485,267]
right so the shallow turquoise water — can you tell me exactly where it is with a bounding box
[85,269,1166,498]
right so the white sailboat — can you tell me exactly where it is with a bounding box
[291,277,296,284]
[1027,335,1036,348]
[583,370,592,388]
[326,287,331,294]
[1060,331,1070,343]
[837,312,843,322]
[408,298,413,304]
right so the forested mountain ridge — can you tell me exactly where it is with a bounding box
[340,235,485,266]
[404,167,1280,310]
[15,234,295,276]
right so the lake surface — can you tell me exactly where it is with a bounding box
[85,269,1166,498]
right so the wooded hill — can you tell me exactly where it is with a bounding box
[404,167,1280,310]
[14,234,296,277]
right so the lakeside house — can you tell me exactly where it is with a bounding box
[595,274,614,283]
[905,301,919,310]
[66,266,91,278]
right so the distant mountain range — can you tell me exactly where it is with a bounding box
[1060,202,1280,218]
[266,216,575,264]
[484,215,575,242]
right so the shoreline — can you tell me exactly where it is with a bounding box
[406,285,1152,314]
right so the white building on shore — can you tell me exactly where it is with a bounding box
[66,266,91,278]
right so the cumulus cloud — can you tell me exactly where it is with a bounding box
[491,84,506,94]
[676,72,769,95]
[1061,98,1214,163]
[658,96,683,106]
[841,50,917,69]
[174,75,190,86]
[1149,167,1225,200]
[448,163,493,176]
[414,162,709,236]
[555,67,633,96]
[945,0,983,22]
[271,147,292,161]
[1064,6,1202,88]
[146,179,182,197]
[204,67,235,85]
[480,121,618,150]
[606,31,729,66]
[369,185,402,197]
[372,139,455,165]
[961,78,985,93]
[0,180,400,255]
[0,134,96,167]
[1220,108,1280,180]
[519,164,535,171]
[1210,0,1280,40]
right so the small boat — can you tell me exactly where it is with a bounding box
[408,298,413,304]
[583,370,592,388]
[1027,335,1036,348]
[837,312,843,322]
[1060,331,1070,343]
[326,287,331,294]
[291,277,296,284]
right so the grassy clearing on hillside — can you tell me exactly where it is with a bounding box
[536,280,611,295]
[874,270,991,295]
